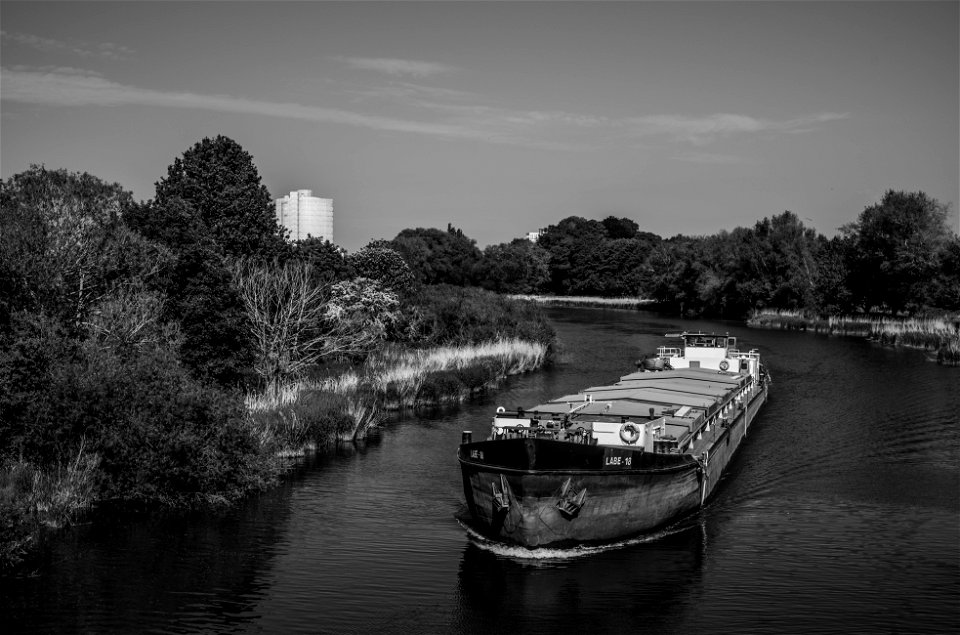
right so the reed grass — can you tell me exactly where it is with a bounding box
[748,309,960,364]
[936,335,960,366]
[510,295,652,309]
[1,445,100,571]
[245,338,550,452]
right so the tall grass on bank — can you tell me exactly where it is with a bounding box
[748,309,960,365]
[1,445,100,571]
[510,295,652,309]
[245,338,550,453]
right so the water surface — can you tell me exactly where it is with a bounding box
[3,308,957,634]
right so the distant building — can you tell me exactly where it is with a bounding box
[526,229,544,243]
[275,190,333,242]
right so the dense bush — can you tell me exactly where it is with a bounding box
[0,308,276,505]
[247,389,357,453]
[456,359,500,392]
[415,370,466,407]
[406,285,555,348]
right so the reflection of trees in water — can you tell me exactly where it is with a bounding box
[454,520,706,634]
[3,483,299,632]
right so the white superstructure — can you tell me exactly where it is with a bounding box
[275,190,333,242]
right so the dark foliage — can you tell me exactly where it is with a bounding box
[388,225,483,286]
[0,310,274,503]
[151,135,288,261]
[408,285,555,347]
[844,190,954,312]
[416,370,466,406]
[158,244,256,388]
[348,246,416,296]
[475,240,550,294]
[289,237,353,283]
[0,166,142,328]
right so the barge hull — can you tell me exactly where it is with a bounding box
[459,382,767,547]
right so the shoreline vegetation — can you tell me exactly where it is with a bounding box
[747,309,960,366]
[246,338,549,455]
[508,295,654,309]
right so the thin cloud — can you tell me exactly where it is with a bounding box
[1,30,134,60]
[338,56,458,77]
[335,76,843,146]
[626,112,849,145]
[673,151,746,165]
[0,67,549,147]
[2,67,848,153]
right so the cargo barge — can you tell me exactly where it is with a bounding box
[457,331,769,548]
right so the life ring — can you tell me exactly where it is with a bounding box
[719,360,730,371]
[496,406,505,413]
[619,422,640,445]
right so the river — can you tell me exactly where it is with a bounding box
[3,308,958,634]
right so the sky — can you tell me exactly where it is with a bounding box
[2,1,958,251]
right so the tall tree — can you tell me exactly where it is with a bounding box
[601,216,639,239]
[475,240,550,294]
[845,190,953,311]
[149,135,287,260]
[537,216,607,294]
[389,226,482,286]
[0,166,160,328]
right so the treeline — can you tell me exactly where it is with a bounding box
[380,195,960,318]
[0,136,553,568]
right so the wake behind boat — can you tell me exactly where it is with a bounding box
[457,331,770,548]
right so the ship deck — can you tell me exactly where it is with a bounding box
[495,367,756,456]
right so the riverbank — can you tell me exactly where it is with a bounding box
[747,309,960,365]
[245,337,550,454]
[509,294,653,309]
[1,337,550,573]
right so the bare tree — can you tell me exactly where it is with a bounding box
[233,261,399,388]
[84,286,174,351]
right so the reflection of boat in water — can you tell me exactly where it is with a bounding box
[458,332,769,548]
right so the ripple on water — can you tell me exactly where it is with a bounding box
[458,516,701,563]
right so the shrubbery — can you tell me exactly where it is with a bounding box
[0,140,560,571]
[407,285,555,348]
[1,309,276,504]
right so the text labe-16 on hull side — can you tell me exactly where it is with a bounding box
[458,331,770,548]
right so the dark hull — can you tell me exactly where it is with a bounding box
[458,382,767,548]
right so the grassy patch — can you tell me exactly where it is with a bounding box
[1,447,99,572]
[510,294,653,309]
[748,309,960,364]
[246,338,551,450]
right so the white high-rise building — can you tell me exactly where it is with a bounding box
[275,190,333,242]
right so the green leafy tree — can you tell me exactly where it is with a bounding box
[729,211,820,311]
[929,235,960,310]
[290,237,352,283]
[475,240,550,294]
[0,166,159,329]
[124,137,291,386]
[601,216,639,239]
[568,238,649,297]
[845,190,953,311]
[348,246,415,296]
[537,216,608,294]
[159,244,255,387]
[812,235,855,313]
[389,225,482,286]
[149,135,287,260]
